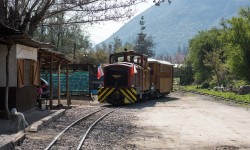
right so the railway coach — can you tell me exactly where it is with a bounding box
[98,50,173,105]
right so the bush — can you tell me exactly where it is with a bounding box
[234,80,249,88]
[201,81,210,89]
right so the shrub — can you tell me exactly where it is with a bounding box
[201,81,210,89]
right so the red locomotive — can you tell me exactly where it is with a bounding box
[98,50,173,105]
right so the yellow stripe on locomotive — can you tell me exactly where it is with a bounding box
[98,87,137,105]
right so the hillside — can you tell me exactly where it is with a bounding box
[100,0,250,56]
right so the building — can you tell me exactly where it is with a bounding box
[0,22,71,118]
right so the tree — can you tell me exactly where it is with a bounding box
[0,0,150,36]
[124,42,134,51]
[203,48,227,85]
[112,37,123,53]
[134,16,155,57]
[179,65,194,86]
[225,15,250,82]
[172,45,187,64]
[77,47,109,65]
[187,28,224,84]
[34,21,91,55]
[154,0,172,6]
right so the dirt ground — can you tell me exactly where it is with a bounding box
[130,92,250,149]
[6,92,250,149]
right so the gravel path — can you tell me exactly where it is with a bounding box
[130,92,250,149]
[15,92,250,149]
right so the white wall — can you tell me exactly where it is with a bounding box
[16,44,37,61]
[0,44,17,87]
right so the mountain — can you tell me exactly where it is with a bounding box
[100,0,250,56]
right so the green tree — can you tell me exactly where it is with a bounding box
[34,19,91,56]
[187,28,224,84]
[203,48,227,85]
[179,65,194,86]
[225,15,250,82]
[134,16,155,57]
[112,37,123,53]
[77,48,109,65]
[124,42,135,51]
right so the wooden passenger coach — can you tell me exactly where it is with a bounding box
[148,58,174,94]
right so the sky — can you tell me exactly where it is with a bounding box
[85,1,155,45]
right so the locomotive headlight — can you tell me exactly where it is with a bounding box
[151,86,154,90]
[132,84,134,87]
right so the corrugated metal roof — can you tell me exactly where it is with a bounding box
[0,22,53,48]
[38,49,73,68]
[0,22,72,67]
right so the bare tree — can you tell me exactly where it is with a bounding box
[0,0,152,35]
[154,0,171,6]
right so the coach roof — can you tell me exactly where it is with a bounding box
[148,58,173,65]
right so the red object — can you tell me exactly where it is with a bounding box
[37,86,42,98]
[97,64,104,79]
[130,63,137,76]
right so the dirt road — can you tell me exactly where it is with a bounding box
[130,92,250,149]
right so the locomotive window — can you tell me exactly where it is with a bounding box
[117,57,124,62]
[128,56,134,63]
[110,56,117,63]
[135,56,141,64]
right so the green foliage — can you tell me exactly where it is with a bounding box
[134,34,155,57]
[203,48,228,85]
[124,42,135,51]
[187,7,250,85]
[187,29,223,83]
[182,85,250,103]
[200,81,210,89]
[233,80,249,88]
[112,37,123,53]
[178,65,194,86]
[77,48,109,65]
[134,16,155,57]
[225,16,250,82]
[34,15,91,56]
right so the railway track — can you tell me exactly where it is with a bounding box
[44,108,115,150]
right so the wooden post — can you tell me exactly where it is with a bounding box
[38,52,42,84]
[88,65,91,97]
[57,62,61,105]
[49,56,53,109]
[66,63,70,106]
[5,45,11,119]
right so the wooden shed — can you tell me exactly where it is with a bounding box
[0,23,56,118]
[38,49,72,108]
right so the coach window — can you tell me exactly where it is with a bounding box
[18,59,39,87]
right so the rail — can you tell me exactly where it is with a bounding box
[44,108,114,150]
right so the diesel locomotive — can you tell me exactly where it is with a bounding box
[98,50,173,105]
